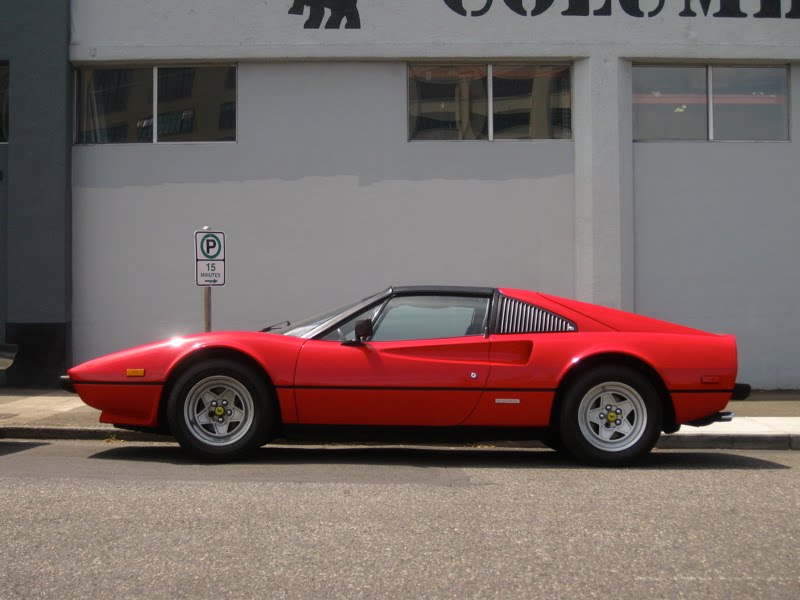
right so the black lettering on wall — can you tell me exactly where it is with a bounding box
[594,0,612,16]
[754,0,781,18]
[679,0,746,18]
[561,0,591,15]
[288,0,361,29]
[443,0,494,16]
[440,0,798,18]
[503,0,555,16]
[619,0,665,17]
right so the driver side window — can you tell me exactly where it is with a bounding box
[323,295,490,342]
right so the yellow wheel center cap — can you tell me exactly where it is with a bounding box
[215,406,225,416]
[607,413,617,422]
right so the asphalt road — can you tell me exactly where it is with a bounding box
[1,441,797,600]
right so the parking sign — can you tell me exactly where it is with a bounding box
[195,230,226,286]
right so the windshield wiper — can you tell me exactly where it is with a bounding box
[260,321,290,333]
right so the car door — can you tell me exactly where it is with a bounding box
[467,293,579,426]
[294,294,491,426]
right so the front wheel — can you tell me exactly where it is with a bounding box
[167,359,274,460]
[559,367,662,466]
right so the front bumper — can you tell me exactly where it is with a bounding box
[60,375,76,393]
[0,343,18,371]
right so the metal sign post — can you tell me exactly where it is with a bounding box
[204,287,212,333]
[195,226,226,332]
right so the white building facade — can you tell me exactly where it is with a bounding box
[63,0,799,387]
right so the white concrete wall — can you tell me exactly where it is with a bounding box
[69,0,800,385]
[70,0,800,61]
[634,63,800,388]
[72,63,575,362]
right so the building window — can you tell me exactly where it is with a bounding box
[408,66,488,140]
[76,65,236,144]
[632,66,707,141]
[77,68,153,144]
[157,66,235,142]
[1,64,9,143]
[408,64,571,141]
[492,65,572,140]
[712,67,789,141]
[633,65,789,142]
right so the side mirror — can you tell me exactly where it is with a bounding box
[354,318,374,342]
[343,318,374,346]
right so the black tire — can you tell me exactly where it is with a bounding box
[559,366,662,466]
[541,432,568,454]
[167,359,274,460]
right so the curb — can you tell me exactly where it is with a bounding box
[0,426,171,443]
[657,433,798,451]
[0,426,797,450]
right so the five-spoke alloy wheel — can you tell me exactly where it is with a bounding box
[559,367,662,465]
[168,359,274,460]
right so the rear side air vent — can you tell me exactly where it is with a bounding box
[497,296,577,334]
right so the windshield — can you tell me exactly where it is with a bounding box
[279,290,388,338]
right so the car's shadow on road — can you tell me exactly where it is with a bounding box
[0,440,49,457]
[88,444,791,471]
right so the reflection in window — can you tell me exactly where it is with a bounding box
[408,66,488,140]
[634,65,790,142]
[76,65,237,144]
[158,109,195,138]
[157,66,236,142]
[158,68,195,101]
[77,67,154,144]
[409,64,571,141]
[633,66,708,141]
[713,67,788,141]
[493,65,571,140]
[218,102,236,131]
[1,65,8,143]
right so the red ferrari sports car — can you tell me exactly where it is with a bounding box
[61,286,749,464]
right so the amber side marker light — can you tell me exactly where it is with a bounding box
[126,369,146,377]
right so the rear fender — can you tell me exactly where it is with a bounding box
[551,351,676,433]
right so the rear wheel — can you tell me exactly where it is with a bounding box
[559,367,662,466]
[167,359,274,460]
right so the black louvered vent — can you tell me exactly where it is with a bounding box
[497,296,577,334]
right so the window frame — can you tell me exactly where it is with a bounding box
[316,291,493,343]
[407,62,573,142]
[633,63,791,143]
[73,63,238,146]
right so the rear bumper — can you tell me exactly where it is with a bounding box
[732,383,751,400]
[686,411,734,427]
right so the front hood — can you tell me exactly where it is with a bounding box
[67,331,301,384]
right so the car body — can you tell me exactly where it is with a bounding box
[61,286,749,464]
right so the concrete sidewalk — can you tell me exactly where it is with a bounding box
[0,388,799,449]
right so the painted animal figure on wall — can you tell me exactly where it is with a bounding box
[288,0,361,29]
